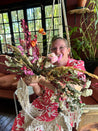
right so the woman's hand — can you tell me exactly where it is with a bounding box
[38,76,55,91]
[24,75,40,85]
[29,82,42,96]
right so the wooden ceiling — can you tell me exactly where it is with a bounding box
[0,0,27,6]
[0,0,53,10]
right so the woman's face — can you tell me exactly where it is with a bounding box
[51,39,70,64]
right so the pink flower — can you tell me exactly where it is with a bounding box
[34,35,37,38]
[71,122,73,127]
[59,97,62,101]
[79,101,82,104]
[47,53,58,63]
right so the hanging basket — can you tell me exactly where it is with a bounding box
[77,0,87,8]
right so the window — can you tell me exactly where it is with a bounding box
[11,10,24,45]
[0,3,63,55]
[0,13,11,53]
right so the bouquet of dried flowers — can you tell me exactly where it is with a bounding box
[3,19,98,129]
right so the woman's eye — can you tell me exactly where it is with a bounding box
[60,47,64,50]
[51,48,57,51]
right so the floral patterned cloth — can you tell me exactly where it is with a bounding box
[11,58,86,131]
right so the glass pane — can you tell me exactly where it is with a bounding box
[0,24,4,34]
[45,6,52,18]
[35,20,42,30]
[31,32,36,40]
[16,43,20,47]
[0,35,6,43]
[27,8,34,20]
[46,19,53,30]
[46,30,53,42]
[28,21,34,31]
[34,7,41,19]
[54,18,59,29]
[54,5,59,17]
[11,11,17,22]
[0,14,3,23]
[18,10,24,21]
[13,22,19,32]
[2,43,8,53]
[20,33,24,40]
[3,13,9,23]
[5,24,10,33]
[36,32,42,43]
[6,34,11,44]
[19,22,23,32]
[54,29,59,36]
[14,33,19,43]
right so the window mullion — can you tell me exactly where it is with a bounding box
[24,8,27,23]
[41,5,47,56]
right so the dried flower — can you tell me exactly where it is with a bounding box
[82,89,93,97]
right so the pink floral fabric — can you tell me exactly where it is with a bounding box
[11,58,86,131]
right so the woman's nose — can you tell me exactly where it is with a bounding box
[56,48,60,54]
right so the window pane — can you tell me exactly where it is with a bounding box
[0,14,3,23]
[28,21,34,31]
[2,43,8,53]
[3,13,9,23]
[35,20,42,30]
[46,30,53,42]
[5,24,10,33]
[11,11,17,22]
[18,10,24,20]
[13,23,19,32]
[19,22,23,32]
[14,33,19,43]
[54,5,59,17]
[27,8,34,20]
[46,19,53,30]
[54,29,59,36]
[34,7,41,19]
[31,32,36,39]
[54,18,59,29]
[20,33,24,40]
[36,32,42,43]
[6,34,11,43]
[0,24,4,34]
[45,6,52,18]
[0,35,6,43]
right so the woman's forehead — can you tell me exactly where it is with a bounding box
[52,39,66,46]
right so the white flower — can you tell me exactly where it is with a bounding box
[5,55,12,62]
[82,89,93,97]
[28,56,33,61]
[5,61,11,66]
[85,80,91,88]
[74,70,78,75]
[38,57,43,63]
[59,101,64,109]
[44,61,52,68]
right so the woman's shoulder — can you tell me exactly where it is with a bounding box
[67,58,85,70]
[68,58,84,65]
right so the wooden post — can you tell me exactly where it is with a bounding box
[61,0,72,57]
